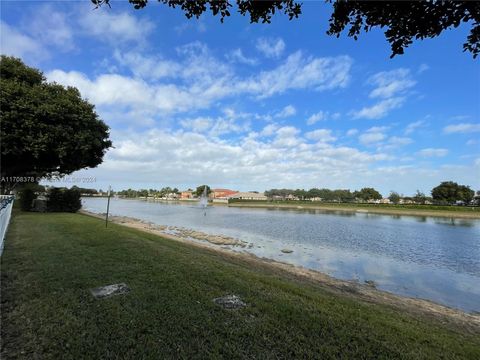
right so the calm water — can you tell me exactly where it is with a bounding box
[82,197,480,312]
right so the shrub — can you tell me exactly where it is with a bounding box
[19,188,36,211]
[47,188,81,213]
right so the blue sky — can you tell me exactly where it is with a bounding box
[1,1,479,195]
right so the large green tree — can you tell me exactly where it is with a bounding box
[431,181,474,204]
[195,185,211,197]
[92,0,480,58]
[0,56,112,193]
[354,187,382,202]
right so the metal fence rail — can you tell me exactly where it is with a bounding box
[0,195,15,256]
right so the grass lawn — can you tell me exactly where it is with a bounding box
[1,211,479,359]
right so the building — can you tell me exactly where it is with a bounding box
[227,192,268,201]
[180,190,194,199]
[212,188,238,199]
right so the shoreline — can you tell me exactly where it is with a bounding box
[105,197,480,219]
[80,209,480,332]
[228,202,480,219]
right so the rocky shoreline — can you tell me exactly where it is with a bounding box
[93,213,251,248]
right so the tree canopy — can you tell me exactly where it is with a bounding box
[92,0,480,58]
[195,185,211,197]
[431,181,474,204]
[0,56,112,192]
[388,191,401,204]
[353,187,382,201]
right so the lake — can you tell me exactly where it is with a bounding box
[81,197,480,313]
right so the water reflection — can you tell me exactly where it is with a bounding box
[82,197,480,312]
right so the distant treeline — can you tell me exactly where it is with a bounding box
[265,188,382,202]
[265,182,479,205]
[117,187,180,198]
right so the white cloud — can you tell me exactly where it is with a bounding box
[346,129,358,136]
[227,48,257,65]
[307,111,326,125]
[78,10,154,45]
[352,97,404,120]
[418,64,429,74]
[238,52,352,98]
[443,123,480,134]
[0,21,47,60]
[306,111,341,125]
[358,126,388,145]
[417,148,449,157]
[368,68,416,99]
[180,117,213,132]
[388,136,413,146]
[405,120,426,135]
[113,51,181,80]
[48,45,352,117]
[305,129,336,143]
[255,37,285,59]
[351,68,415,120]
[359,132,386,145]
[275,105,296,118]
[47,70,191,112]
[273,126,302,147]
[260,124,279,137]
[25,5,74,50]
[80,126,400,191]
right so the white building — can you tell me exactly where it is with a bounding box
[227,192,268,201]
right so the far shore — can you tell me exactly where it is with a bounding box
[91,196,480,219]
[227,202,480,219]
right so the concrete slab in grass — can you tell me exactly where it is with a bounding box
[90,283,130,299]
[213,295,247,309]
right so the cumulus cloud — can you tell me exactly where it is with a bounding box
[443,123,480,134]
[358,126,388,145]
[305,129,337,143]
[255,37,285,59]
[82,126,396,191]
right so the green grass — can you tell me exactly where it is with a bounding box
[1,212,479,359]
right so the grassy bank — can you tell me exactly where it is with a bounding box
[1,212,479,359]
[228,200,480,219]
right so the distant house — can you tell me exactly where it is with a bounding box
[285,194,299,201]
[212,188,238,199]
[180,191,194,199]
[227,192,268,201]
[165,192,179,200]
[379,198,391,204]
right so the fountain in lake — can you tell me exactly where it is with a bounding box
[199,186,208,215]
